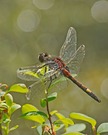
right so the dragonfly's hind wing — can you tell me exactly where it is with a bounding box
[26,69,62,100]
[59,27,77,63]
[17,65,53,100]
[67,45,85,76]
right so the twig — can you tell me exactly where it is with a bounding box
[46,91,55,135]
[45,80,56,135]
[92,126,97,135]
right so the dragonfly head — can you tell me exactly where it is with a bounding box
[38,53,51,63]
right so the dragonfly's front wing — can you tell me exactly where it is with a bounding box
[59,27,77,63]
[17,65,61,82]
[17,64,50,81]
[17,68,39,81]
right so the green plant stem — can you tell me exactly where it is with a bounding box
[3,117,10,135]
[0,123,2,135]
[3,123,9,135]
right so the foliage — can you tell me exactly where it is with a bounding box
[0,76,108,135]
[18,78,108,135]
[21,100,108,135]
[0,83,28,135]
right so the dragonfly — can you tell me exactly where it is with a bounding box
[17,27,101,103]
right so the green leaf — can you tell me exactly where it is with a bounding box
[63,132,85,135]
[40,98,46,107]
[31,125,37,129]
[40,92,57,107]
[0,102,8,111]
[3,118,11,124]
[9,84,29,93]
[39,66,49,76]
[65,124,86,134]
[61,118,74,127]
[97,123,108,134]
[37,111,48,118]
[9,103,21,115]
[9,125,19,132]
[21,112,45,124]
[50,110,58,116]
[22,104,38,114]
[21,104,45,124]
[64,118,74,125]
[5,93,13,106]
[21,111,48,118]
[47,92,57,102]
[54,124,64,132]
[24,71,39,78]
[55,113,74,127]
[55,112,65,119]
[26,115,45,124]
[37,125,42,135]
[70,113,96,127]
[25,66,49,78]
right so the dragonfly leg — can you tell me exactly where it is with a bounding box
[18,61,55,71]
[48,76,53,89]
[19,65,37,70]
[47,69,60,90]
[28,81,39,89]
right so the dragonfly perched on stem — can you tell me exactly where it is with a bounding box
[17,27,101,103]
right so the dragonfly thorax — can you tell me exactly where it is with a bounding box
[54,57,66,69]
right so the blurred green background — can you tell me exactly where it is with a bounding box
[0,0,108,135]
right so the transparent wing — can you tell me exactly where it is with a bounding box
[17,65,41,81]
[59,27,77,63]
[17,64,62,100]
[67,45,85,75]
[27,72,67,101]
[17,64,61,82]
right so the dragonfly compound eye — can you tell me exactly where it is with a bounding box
[38,53,49,63]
